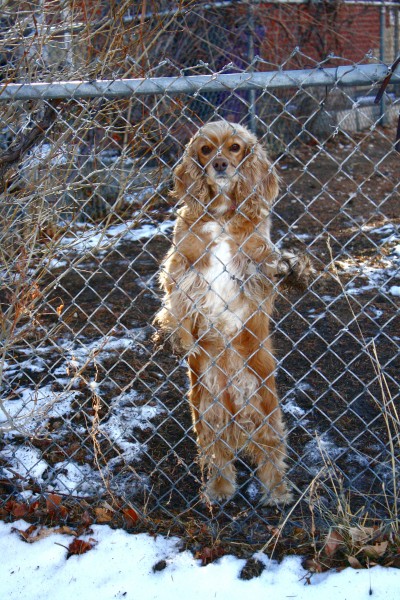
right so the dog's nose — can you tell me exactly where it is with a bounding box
[212,157,229,173]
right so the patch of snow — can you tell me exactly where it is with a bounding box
[366,222,399,243]
[0,520,399,600]
[389,285,400,296]
[246,481,259,500]
[124,186,157,204]
[51,329,148,374]
[43,258,68,270]
[282,382,313,423]
[3,356,47,376]
[335,220,400,296]
[321,294,336,302]
[0,446,49,480]
[295,382,314,393]
[0,326,160,498]
[136,273,159,289]
[59,218,174,255]
[282,396,306,418]
[346,260,399,296]
[0,385,78,436]
[349,451,371,468]
[23,142,68,169]
[50,461,104,496]
[308,310,327,321]
[303,436,344,475]
[366,306,384,319]
[100,391,163,465]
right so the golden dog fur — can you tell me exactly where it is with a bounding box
[154,120,313,505]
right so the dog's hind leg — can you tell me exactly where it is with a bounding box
[246,410,293,506]
[189,388,237,502]
[188,355,238,503]
[199,432,237,503]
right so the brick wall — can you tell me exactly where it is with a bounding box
[254,2,398,65]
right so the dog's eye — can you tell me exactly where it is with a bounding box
[201,145,212,155]
[229,143,241,152]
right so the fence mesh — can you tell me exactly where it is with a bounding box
[0,1,399,557]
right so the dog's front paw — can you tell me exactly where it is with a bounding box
[276,251,315,291]
[152,327,166,350]
[261,483,294,507]
[204,477,236,504]
[152,328,186,357]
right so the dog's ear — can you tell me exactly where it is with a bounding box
[172,144,209,217]
[238,142,279,207]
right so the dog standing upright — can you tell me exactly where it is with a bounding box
[154,120,313,505]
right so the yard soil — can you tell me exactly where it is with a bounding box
[1,127,399,553]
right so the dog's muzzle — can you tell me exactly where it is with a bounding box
[212,156,229,175]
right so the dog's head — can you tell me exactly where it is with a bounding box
[173,120,279,218]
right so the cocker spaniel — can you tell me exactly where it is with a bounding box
[154,120,313,506]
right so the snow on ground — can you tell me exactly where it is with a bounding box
[0,384,79,436]
[343,222,400,296]
[0,326,158,497]
[2,245,394,501]
[0,520,398,600]
[2,217,399,598]
[59,217,174,254]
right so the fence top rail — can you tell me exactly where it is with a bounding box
[0,63,399,101]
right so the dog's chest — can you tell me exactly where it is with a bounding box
[200,223,242,306]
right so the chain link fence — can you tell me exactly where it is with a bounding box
[0,1,399,556]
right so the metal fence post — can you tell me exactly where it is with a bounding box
[247,0,257,133]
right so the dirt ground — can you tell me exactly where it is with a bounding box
[1,125,399,557]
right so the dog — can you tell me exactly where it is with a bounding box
[154,120,313,506]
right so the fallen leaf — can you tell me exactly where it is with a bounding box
[5,499,35,518]
[349,526,374,545]
[122,507,139,527]
[152,559,167,572]
[195,545,225,566]
[11,525,73,544]
[94,507,113,523]
[292,526,308,541]
[28,500,40,514]
[10,502,29,518]
[239,557,265,580]
[324,529,345,557]
[303,558,325,573]
[59,505,68,518]
[80,510,93,528]
[12,524,38,542]
[27,528,56,543]
[56,526,77,537]
[46,494,62,513]
[362,541,388,559]
[46,493,68,519]
[347,555,363,569]
[67,538,96,559]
